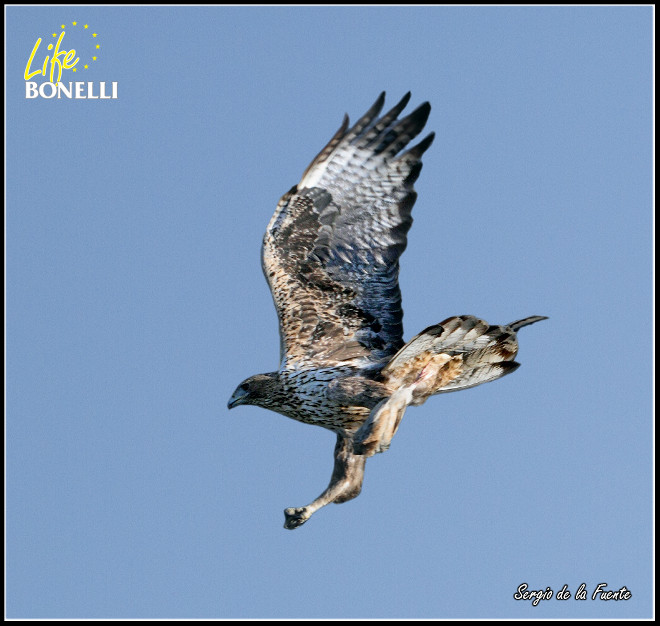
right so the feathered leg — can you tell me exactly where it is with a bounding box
[283,434,366,530]
[353,388,413,457]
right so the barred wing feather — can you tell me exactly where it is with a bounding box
[262,93,435,369]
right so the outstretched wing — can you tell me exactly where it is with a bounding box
[262,93,434,370]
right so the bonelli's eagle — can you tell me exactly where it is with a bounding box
[228,93,546,529]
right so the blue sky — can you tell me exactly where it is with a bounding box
[6,6,652,619]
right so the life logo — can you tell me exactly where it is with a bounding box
[24,21,118,100]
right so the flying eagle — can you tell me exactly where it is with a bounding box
[228,93,546,529]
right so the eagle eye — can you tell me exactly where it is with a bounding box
[240,382,250,392]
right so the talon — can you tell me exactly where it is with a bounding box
[283,507,310,530]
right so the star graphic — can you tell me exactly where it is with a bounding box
[46,20,101,78]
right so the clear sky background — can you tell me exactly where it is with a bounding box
[6,6,653,619]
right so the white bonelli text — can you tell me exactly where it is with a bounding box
[25,81,118,99]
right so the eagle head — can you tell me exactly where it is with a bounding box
[227,372,281,410]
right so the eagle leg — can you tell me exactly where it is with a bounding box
[283,434,366,530]
[353,388,413,457]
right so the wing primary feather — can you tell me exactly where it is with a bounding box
[399,131,436,160]
[360,92,412,146]
[344,92,386,143]
[300,114,350,183]
[372,101,431,158]
[508,316,549,331]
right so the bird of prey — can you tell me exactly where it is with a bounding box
[228,93,546,530]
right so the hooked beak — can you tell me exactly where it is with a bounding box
[227,389,248,410]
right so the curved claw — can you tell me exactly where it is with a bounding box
[283,507,310,530]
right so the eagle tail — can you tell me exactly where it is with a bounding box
[383,315,548,389]
[353,315,545,455]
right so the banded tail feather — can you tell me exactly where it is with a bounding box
[354,315,547,457]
